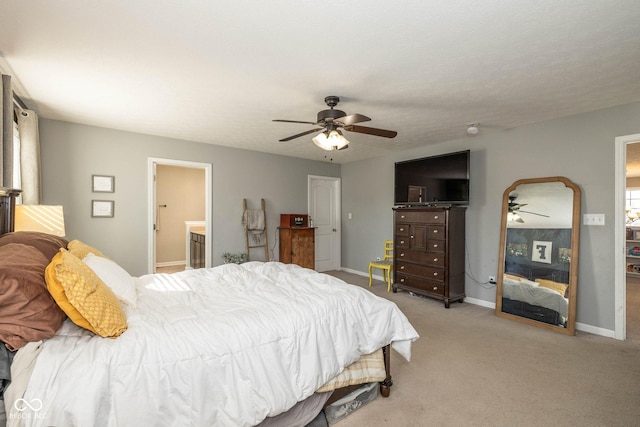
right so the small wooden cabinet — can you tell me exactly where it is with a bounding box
[279,227,315,270]
[392,206,466,308]
[190,231,205,269]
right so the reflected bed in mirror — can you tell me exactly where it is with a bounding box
[495,177,581,335]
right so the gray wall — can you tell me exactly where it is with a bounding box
[39,119,340,276]
[38,101,640,333]
[342,101,640,333]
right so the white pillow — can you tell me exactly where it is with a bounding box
[520,278,539,287]
[83,253,138,308]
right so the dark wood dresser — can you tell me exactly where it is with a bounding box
[392,206,466,308]
[278,227,315,270]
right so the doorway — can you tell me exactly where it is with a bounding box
[624,141,640,342]
[308,175,341,272]
[615,133,640,340]
[147,158,212,274]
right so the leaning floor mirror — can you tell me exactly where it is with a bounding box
[495,176,581,335]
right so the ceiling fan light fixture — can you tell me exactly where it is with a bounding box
[507,212,524,223]
[312,130,349,151]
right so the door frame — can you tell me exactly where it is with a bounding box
[308,175,341,271]
[147,157,212,274]
[614,132,640,340]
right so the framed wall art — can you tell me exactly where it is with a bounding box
[91,200,114,218]
[92,175,115,193]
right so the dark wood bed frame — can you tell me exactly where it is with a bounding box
[0,186,394,413]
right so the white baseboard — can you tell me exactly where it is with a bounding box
[464,297,495,309]
[339,266,616,339]
[575,322,615,338]
[155,260,186,268]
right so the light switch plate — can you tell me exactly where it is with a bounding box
[583,213,605,226]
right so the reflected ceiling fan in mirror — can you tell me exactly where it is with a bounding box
[273,96,398,151]
[507,195,550,223]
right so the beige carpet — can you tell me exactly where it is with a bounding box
[325,271,640,427]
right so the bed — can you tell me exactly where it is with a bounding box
[0,189,419,426]
[500,274,569,327]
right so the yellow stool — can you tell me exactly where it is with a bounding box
[368,240,394,292]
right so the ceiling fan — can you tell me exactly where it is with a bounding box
[273,96,398,151]
[508,195,549,223]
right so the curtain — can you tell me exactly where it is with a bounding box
[1,74,13,187]
[0,72,41,203]
[17,110,41,204]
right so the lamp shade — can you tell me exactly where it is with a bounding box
[15,205,66,237]
[312,130,349,151]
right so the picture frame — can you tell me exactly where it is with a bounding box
[91,200,114,218]
[92,175,115,193]
[634,230,640,241]
[532,240,552,264]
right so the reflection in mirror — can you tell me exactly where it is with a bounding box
[495,177,581,335]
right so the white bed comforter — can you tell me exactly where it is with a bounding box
[13,262,418,427]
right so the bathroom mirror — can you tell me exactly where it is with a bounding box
[495,177,581,335]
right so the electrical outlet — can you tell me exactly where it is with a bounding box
[489,276,496,284]
[376,257,381,261]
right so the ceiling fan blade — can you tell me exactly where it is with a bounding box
[519,210,550,218]
[344,125,398,138]
[334,114,371,126]
[278,128,323,142]
[273,119,318,125]
[510,203,527,209]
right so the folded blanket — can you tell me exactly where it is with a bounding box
[243,209,265,232]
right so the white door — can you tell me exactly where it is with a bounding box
[309,175,341,272]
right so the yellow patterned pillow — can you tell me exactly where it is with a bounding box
[45,249,127,337]
[67,239,106,260]
[536,278,569,297]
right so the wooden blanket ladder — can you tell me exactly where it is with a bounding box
[243,198,269,261]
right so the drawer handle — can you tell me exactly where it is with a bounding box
[400,240,405,244]
[434,215,439,219]
[400,266,405,270]
[433,243,439,248]
[400,227,405,232]
[433,286,438,291]
[400,253,405,257]
[401,215,406,219]
[433,229,438,234]
[433,258,438,262]
[433,272,438,277]
[410,235,414,239]
[400,278,405,283]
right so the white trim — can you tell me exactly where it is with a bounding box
[464,297,495,309]
[614,133,640,340]
[147,158,212,274]
[576,322,616,338]
[156,260,186,268]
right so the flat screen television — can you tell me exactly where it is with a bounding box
[394,150,470,206]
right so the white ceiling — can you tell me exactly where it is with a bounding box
[2,1,640,164]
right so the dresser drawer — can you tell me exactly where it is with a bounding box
[395,273,445,296]
[396,210,445,224]
[396,250,445,267]
[396,261,444,282]
[395,224,410,236]
[427,225,445,239]
[427,239,445,253]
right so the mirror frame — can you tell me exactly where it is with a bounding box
[495,176,581,335]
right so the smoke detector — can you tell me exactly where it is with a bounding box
[466,123,479,135]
